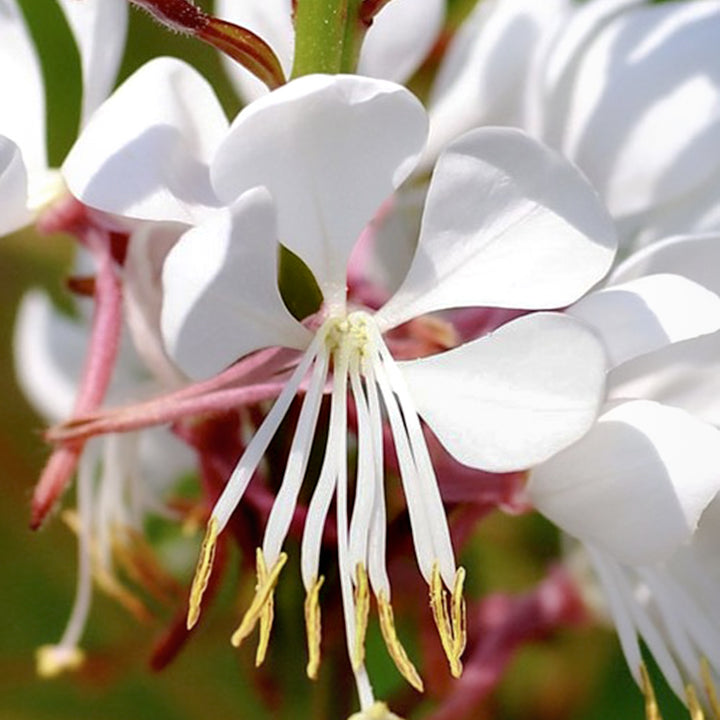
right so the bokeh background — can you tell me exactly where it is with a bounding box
[0,1,689,717]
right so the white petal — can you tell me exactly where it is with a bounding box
[611,233,720,295]
[56,0,127,124]
[609,331,720,427]
[397,312,606,472]
[358,0,444,84]
[529,400,720,565]
[211,74,427,304]
[63,57,228,225]
[0,0,46,172]
[376,128,616,330]
[546,1,720,221]
[0,136,32,235]
[568,274,720,369]
[426,0,570,163]
[214,0,293,104]
[161,187,311,380]
[13,290,86,422]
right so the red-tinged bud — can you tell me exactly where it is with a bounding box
[30,445,82,530]
[128,0,285,90]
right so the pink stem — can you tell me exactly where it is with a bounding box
[31,228,123,529]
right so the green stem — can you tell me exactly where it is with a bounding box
[292,0,347,77]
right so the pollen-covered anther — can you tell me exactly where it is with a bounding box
[186,516,219,630]
[687,684,706,720]
[231,549,287,659]
[36,644,85,678]
[377,591,424,692]
[429,563,466,678]
[701,658,720,719]
[304,575,325,680]
[353,563,371,669]
[640,663,663,720]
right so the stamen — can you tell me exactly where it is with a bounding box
[701,658,720,720]
[187,516,219,630]
[347,701,405,720]
[429,563,464,678]
[231,549,287,651]
[687,685,706,720]
[640,663,663,720]
[353,564,370,670]
[304,575,325,680]
[377,591,424,692]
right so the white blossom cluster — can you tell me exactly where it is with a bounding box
[5,0,720,718]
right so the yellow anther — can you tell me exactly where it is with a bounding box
[304,575,325,680]
[701,658,720,720]
[347,701,405,720]
[254,550,274,667]
[231,550,287,650]
[451,567,467,661]
[187,517,219,630]
[429,563,464,678]
[353,564,370,670]
[687,684,706,720]
[377,591,424,692]
[36,645,85,678]
[640,663,663,720]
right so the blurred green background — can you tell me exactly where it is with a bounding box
[0,1,688,718]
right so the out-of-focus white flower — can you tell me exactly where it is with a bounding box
[0,0,127,235]
[426,0,720,246]
[214,0,445,103]
[71,68,617,711]
[528,234,720,715]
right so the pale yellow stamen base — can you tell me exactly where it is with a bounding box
[429,563,466,678]
[687,685,705,720]
[304,575,325,679]
[231,549,287,663]
[377,591,424,692]
[187,517,219,630]
[36,645,85,678]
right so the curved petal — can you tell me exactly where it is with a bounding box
[211,74,427,306]
[529,400,720,565]
[376,128,616,330]
[0,136,32,235]
[544,0,720,222]
[214,0,293,104]
[610,232,720,295]
[13,290,86,422]
[426,0,570,164]
[0,0,46,172]
[161,187,311,380]
[56,0,128,124]
[63,57,228,225]
[358,0,444,84]
[568,274,720,369]
[397,312,606,472]
[609,331,720,427]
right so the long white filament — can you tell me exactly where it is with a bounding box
[58,446,95,651]
[262,349,330,566]
[376,335,456,587]
[212,331,326,531]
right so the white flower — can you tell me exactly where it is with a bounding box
[76,70,617,710]
[214,0,446,103]
[0,0,127,235]
[425,0,720,245]
[528,234,720,714]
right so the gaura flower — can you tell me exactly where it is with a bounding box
[528,233,720,716]
[138,73,616,710]
[0,0,127,235]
